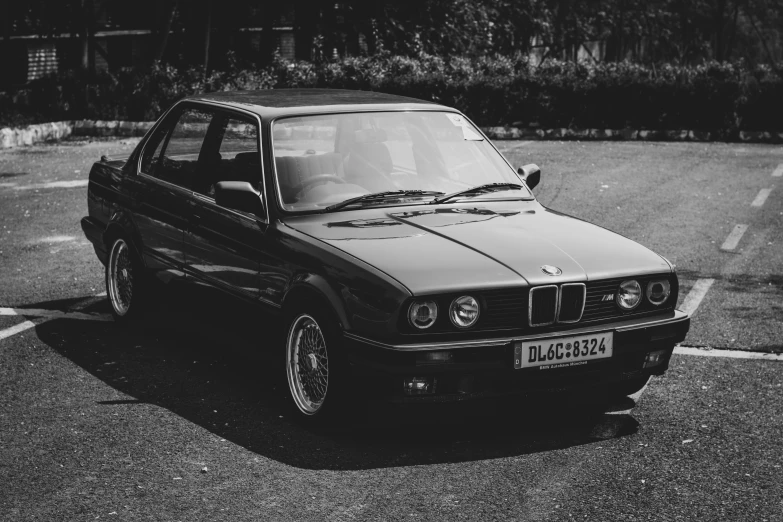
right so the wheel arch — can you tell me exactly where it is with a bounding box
[281,276,351,332]
[102,212,145,269]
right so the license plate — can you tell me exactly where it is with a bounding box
[514,332,613,370]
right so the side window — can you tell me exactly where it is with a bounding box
[154,107,214,189]
[195,114,261,198]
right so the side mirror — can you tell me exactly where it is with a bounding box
[214,181,264,216]
[517,164,541,190]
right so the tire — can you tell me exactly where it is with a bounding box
[283,305,351,430]
[610,376,650,398]
[105,236,150,324]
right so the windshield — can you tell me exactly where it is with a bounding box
[272,111,531,212]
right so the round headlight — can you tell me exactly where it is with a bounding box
[449,295,480,328]
[409,300,438,329]
[616,280,642,310]
[646,280,671,306]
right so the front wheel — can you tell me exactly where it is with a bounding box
[105,236,148,323]
[284,308,350,429]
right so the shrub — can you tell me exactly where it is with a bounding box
[2,55,783,135]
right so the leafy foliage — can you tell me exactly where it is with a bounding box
[2,56,783,134]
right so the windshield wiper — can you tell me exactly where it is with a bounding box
[429,182,525,204]
[324,190,444,212]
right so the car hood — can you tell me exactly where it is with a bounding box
[283,202,671,295]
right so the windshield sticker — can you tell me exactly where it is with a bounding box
[461,126,484,141]
[446,114,466,126]
[446,114,484,141]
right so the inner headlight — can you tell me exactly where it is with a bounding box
[409,300,438,329]
[449,295,480,328]
[616,280,642,310]
[646,280,671,306]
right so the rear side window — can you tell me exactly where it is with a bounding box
[140,124,169,176]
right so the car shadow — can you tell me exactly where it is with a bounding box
[31,288,642,471]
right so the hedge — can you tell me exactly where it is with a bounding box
[2,55,783,137]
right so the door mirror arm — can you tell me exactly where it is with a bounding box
[517,164,541,190]
[214,181,265,217]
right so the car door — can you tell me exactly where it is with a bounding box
[133,106,211,282]
[181,108,285,305]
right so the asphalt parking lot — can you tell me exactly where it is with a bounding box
[1,138,781,521]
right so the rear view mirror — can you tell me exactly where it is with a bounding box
[214,181,264,216]
[517,164,541,190]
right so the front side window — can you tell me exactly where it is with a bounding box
[272,111,528,212]
[140,106,262,200]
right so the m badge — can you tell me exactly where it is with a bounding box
[601,294,615,302]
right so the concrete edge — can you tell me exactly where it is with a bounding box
[3,120,783,149]
[0,120,155,149]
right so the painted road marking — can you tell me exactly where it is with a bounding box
[12,180,89,191]
[0,307,112,322]
[680,278,715,316]
[773,164,783,177]
[675,346,783,361]
[751,188,772,207]
[0,318,38,341]
[0,298,113,343]
[721,224,748,250]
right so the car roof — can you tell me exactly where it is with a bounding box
[186,89,451,120]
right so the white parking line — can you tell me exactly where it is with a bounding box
[0,302,113,343]
[773,164,783,177]
[751,188,772,207]
[674,346,783,361]
[0,307,112,322]
[0,319,38,341]
[721,224,748,250]
[680,278,715,316]
[12,180,89,191]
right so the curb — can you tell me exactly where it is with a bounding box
[0,120,154,149]
[1,121,73,149]
[482,126,783,144]
[3,120,783,149]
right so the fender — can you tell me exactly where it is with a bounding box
[281,273,352,331]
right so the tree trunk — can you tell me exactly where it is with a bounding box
[2,0,10,43]
[203,0,212,72]
[155,0,178,62]
[80,0,90,71]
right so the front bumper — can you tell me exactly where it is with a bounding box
[343,310,690,403]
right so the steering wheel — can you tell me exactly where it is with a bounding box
[292,174,346,199]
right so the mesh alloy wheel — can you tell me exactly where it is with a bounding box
[286,314,330,415]
[107,238,134,317]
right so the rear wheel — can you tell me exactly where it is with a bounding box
[284,307,350,429]
[105,236,148,323]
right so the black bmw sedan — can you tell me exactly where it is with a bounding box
[81,89,690,428]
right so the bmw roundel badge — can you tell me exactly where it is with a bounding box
[541,265,563,276]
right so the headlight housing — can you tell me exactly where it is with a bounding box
[408,300,438,329]
[646,280,671,306]
[449,295,480,328]
[616,280,642,310]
